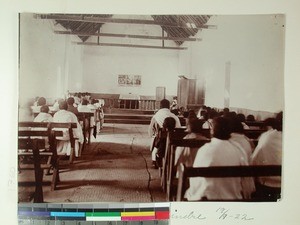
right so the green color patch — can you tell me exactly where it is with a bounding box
[86,212,121,217]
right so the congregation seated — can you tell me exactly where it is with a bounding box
[175,118,210,168]
[31,105,53,149]
[31,97,47,113]
[236,113,250,130]
[149,99,181,168]
[34,105,53,123]
[201,111,213,129]
[155,117,177,168]
[19,101,34,122]
[184,110,197,127]
[67,97,79,116]
[87,99,99,114]
[53,100,84,157]
[246,114,255,122]
[229,116,254,162]
[94,101,105,132]
[78,99,91,113]
[53,98,64,112]
[170,97,179,115]
[250,112,282,201]
[184,116,255,201]
[196,105,207,119]
[73,93,81,105]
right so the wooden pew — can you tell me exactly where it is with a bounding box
[244,129,267,139]
[176,164,281,201]
[161,128,210,190]
[18,128,62,202]
[77,112,94,146]
[49,122,78,163]
[179,117,186,126]
[19,121,77,163]
[165,137,210,201]
[19,122,56,170]
[245,121,265,129]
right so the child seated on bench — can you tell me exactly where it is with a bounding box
[175,118,210,167]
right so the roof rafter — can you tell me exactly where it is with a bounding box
[74,42,187,50]
[54,30,202,42]
[37,14,216,29]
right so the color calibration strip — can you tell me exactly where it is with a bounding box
[18,203,170,222]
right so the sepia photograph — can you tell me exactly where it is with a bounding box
[18,13,284,204]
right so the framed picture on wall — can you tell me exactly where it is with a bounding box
[118,74,141,86]
[133,75,141,85]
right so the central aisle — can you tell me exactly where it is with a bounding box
[19,123,166,203]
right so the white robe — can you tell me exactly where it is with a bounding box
[251,129,282,187]
[185,138,255,201]
[34,112,53,123]
[33,112,53,149]
[78,104,97,128]
[229,133,254,162]
[53,110,83,157]
[148,108,181,137]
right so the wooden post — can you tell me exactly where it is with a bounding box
[32,139,44,203]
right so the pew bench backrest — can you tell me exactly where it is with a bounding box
[176,164,282,201]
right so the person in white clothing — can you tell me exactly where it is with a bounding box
[229,116,254,162]
[78,99,92,113]
[149,99,181,134]
[53,101,84,157]
[185,117,255,201]
[31,97,47,113]
[175,118,210,168]
[33,105,53,149]
[34,105,53,123]
[201,111,213,129]
[251,115,282,201]
[148,99,181,168]
[19,101,34,122]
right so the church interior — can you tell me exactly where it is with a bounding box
[18,13,284,203]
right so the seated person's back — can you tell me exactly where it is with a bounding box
[77,99,91,113]
[53,100,83,156]
[185,117,255,201]
[34,105,53,123]
[33,105,53,148]
[250,115,282,200]
[229,116,254,162]
[67,97,79,115]
[155,117,177,167]
[176,118,209,167]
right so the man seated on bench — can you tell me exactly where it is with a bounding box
[251,112,282,201]
[31,97,47,114]
[185,117,255,201]
[34,105,53,123]
[67,97,79,116]
[32,105,53,149]
[19,100,34,122]
[229,116,254,162]
[155,117,177,168]
[148,99,181,168]
[53,100,84,157]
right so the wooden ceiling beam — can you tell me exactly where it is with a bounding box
[37,14,216,29]
[74,42,187,50]
[54,30,202,42]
